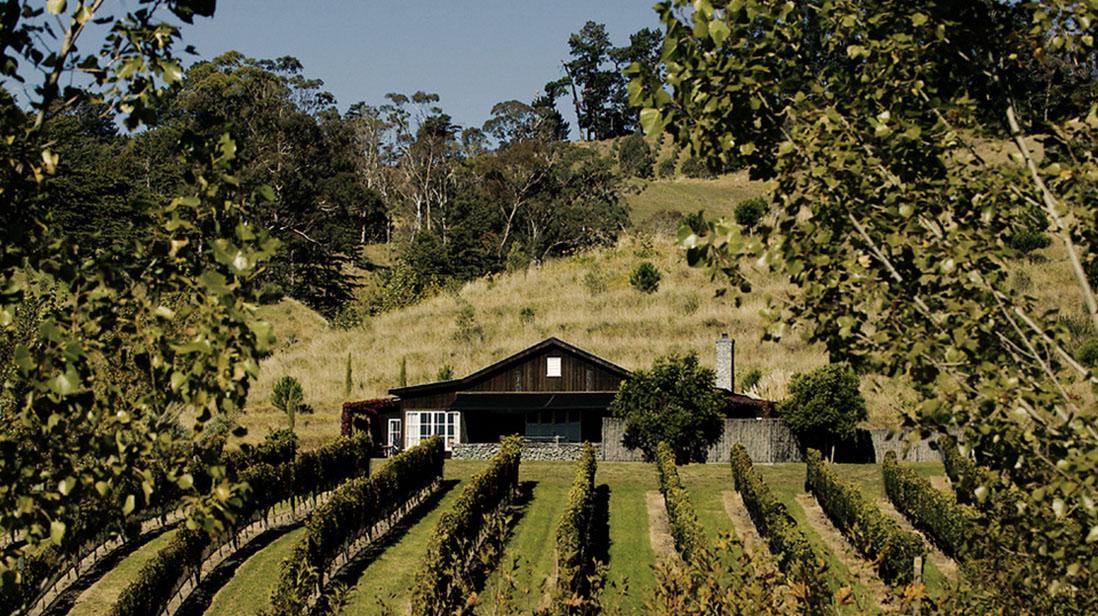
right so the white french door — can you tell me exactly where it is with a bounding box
[405,411,460,451]
[387,418,402,449]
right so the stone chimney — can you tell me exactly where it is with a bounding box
[715,333,734,391]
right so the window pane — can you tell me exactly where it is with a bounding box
[547,356,562,377]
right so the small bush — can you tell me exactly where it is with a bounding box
[452,303,484,344]
[1078,337,1098,366]
[629,261,661,294]
[1007,207,1051,255]
[519,306,536,324]
[734,197,768,231]
[618,133,655,178]
[681,157,715,179]
[437,364,454,380]
[740,368,763,391]
[271,376,304,430]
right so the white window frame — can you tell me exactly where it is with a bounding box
[404,410,461,451]
[547,356,562,378]
[387,418,402,449]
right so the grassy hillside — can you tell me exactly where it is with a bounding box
[242,166,1086,449]
[626,172,772,228]
[246,232,862,448]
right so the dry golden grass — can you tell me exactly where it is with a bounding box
[626,172,772,228]
[243,233,924,448]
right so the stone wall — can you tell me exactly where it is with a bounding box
[452,441,586,461]
[599,417,940,464]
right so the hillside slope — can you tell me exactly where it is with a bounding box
[245,234,857,447]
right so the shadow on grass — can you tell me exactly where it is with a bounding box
[42,524,178,616]
[175,520,305,616]
[592,484,611,566]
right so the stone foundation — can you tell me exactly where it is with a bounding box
[452,441,587,461]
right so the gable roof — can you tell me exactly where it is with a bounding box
[388,337,631,397]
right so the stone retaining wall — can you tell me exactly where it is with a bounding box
[452,442,586,461]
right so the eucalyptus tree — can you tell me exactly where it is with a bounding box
[633,0,1098,611]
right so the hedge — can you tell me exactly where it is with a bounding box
[654,441,707,561]
[268,436,445,615]
[805,449,926,586]
[110,431,371,616]
[410,435,522,616]
[0,430,299,615]
[730,444,831,610]
[883,452,981,561]
[937,434,991,509]
[555,442,601,613]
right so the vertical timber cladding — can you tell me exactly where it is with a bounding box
[467,346,624,393]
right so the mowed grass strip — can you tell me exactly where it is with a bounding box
[341,460,486,615]
[205,526,306,616]
[68,528,179,616]
[678,464,737,543]
[599,462,658,614]
[481,461,574,612]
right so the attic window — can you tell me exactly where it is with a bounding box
[547,356,562,378]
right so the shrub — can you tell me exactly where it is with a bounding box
[410,436,522,615]
[805,449,927,586]
[779,364,866,460]
[739,368,763,391]
[437,364,454,380]
[883,452,982,560]
[519,306,536,324]
[1078,337,1098,366]
[654,442,707,560]
[453,303,485,344]
[730,445,831,612]
[1007,207,1051,255]
[271,375,304,430]
[269,437,444,615]
[734,197,768,231]
[629,261,661,294]
[618,133,655,178]
[583,269,607,296]
[610,353,725,463]
[555,443,602,613]
[680,157,715,179]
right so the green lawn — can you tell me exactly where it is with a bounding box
[598,462,659,615]
[205,526,306,616]
[68,528,179,616]
[481,461,575,612]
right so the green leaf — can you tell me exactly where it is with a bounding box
[639,108,664,136]
[709,19,730,46]
[47,0,66,15]
[122,494,135,516]
[50,520,66,546]
[911,13,929,27]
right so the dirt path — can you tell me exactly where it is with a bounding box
[876,498,959,581]
[795,494,894,613]
[645,491,675,559]
[721,491,770,558]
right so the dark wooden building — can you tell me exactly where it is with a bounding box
[379,338,630,453]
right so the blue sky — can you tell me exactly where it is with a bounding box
[179,1,662,136]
